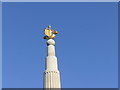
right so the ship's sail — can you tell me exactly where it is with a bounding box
[44,29,53,37]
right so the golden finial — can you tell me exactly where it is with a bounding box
[44,25,58,40]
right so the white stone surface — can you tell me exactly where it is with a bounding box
[44,39,61,88]
[47,39,55,45]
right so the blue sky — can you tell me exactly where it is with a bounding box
[2,2,118,88]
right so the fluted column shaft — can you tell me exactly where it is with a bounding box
[44,39,61,88]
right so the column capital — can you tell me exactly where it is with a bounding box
[47,39,55,45]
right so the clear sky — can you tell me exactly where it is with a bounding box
[2,2,118,88]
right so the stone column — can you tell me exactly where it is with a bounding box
[44,39,61,89]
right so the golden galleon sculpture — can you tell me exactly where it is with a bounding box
[44,25,58,40]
